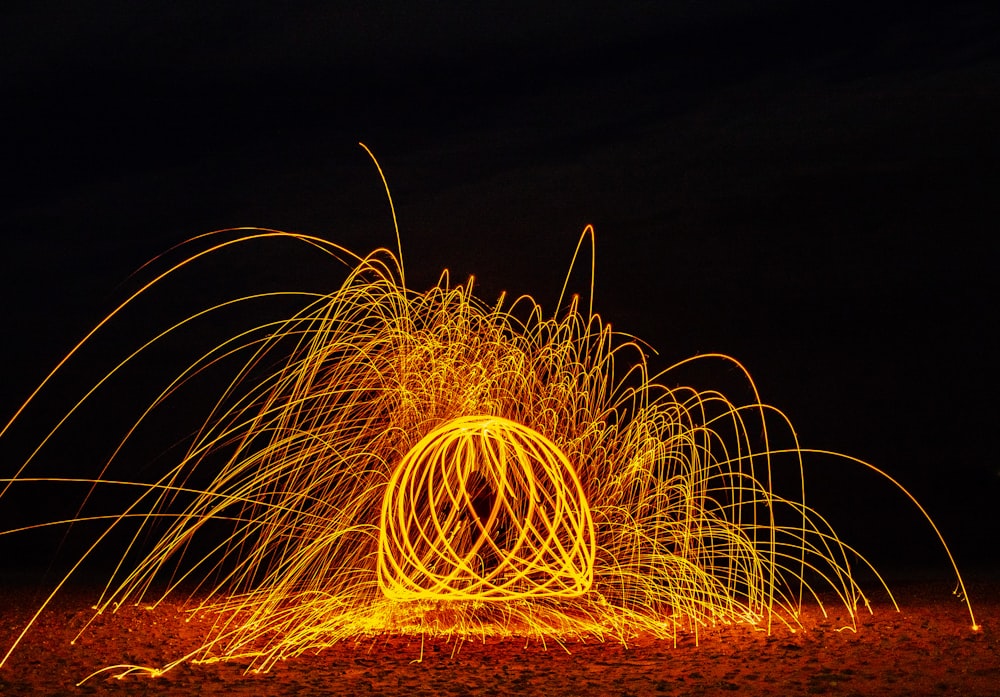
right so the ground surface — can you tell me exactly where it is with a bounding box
[0,580,996,696]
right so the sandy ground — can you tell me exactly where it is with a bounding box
[0,580,996,696]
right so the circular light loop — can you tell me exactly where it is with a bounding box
[378,415,595,601]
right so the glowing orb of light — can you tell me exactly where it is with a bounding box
[378,415,595,602]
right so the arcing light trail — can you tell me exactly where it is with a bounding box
[379,415,595,602]
[0,153,978,679]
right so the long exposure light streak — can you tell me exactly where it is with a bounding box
[0,150,978,680]
[378,415,595,602]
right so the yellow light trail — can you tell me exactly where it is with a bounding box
[378,415,595,602]
[0,154,978,680]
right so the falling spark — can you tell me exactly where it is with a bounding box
[0,149,977,680]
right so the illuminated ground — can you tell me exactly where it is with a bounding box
[1,579,995,696]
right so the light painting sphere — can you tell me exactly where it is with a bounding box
[377,415,595,601]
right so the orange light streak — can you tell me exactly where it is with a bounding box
[378,415,595,601]
[0,152,979,679]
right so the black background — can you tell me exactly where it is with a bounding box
[1,1,997,581]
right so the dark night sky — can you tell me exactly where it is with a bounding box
[1,1,998,578]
